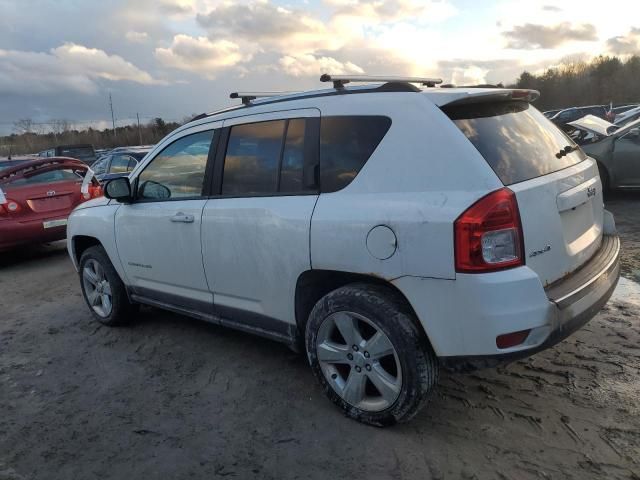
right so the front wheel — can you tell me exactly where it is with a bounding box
[305,284,439,426]
[79,246,137,326]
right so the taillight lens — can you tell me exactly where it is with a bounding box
[83,184,103,200]
[0,199,22,215]
[454,188,524,273]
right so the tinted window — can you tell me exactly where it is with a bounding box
[320,116,391,192]
[92,156,110,175]
[222,120,285,195]
[279,119,305,192]
[138,130,213,200]
[444,101,586,185]
[9,169,80,187]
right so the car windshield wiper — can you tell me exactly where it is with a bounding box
[556,145,579,158]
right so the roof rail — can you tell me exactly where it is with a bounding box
[230,91,297,106]
[320,74,443,89]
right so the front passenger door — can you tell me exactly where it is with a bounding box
[115,126,218,311]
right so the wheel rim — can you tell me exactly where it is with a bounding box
[316,311,402,412]
[82,259,113,318]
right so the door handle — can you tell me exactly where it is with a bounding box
[170,212,195,223]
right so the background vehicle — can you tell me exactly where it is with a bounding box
[543,108,562,118]
[38,144,97,165]
[550,105,608,129]
[91,147,151,181]
[0,157,102,251]
[67,75,619,426]
[572,117,640,190]
[614,105,640,127]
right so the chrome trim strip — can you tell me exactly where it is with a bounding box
[551,236,620,309]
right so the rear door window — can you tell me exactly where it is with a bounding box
[320,116,391,192]
[443,101,586,185]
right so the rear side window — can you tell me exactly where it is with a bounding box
[221,118,312,196]
[223,120,285,195]
[320,116,391,192]
[443,101,586,185]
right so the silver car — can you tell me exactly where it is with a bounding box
[569,116,640,190]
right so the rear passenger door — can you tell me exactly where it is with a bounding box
[201,109,320,331]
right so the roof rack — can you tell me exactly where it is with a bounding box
[320,74,443,89]
[230,91,297,106]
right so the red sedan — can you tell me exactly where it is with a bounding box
[0,157,102,251]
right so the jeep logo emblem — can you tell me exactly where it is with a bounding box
[587,186,596,198]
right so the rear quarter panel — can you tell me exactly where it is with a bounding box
[310,93,502,280]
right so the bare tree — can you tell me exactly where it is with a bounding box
[13,118,34,134]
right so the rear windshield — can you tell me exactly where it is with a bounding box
[443,101,586,185]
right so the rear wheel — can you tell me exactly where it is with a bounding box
[79,246,136,326]
[305,283,438,426]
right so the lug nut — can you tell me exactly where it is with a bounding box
[352,345,359,351]
[347,353,353,360]
[355,366,362,373]
[364,351,370,358]
[365,364,371,371]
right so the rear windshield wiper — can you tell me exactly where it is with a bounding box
[556,145,579,158]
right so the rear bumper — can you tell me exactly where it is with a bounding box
[393,234,620,368]
[0,217,67,250]
[440,235,620,371]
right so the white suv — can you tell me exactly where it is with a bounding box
[67,75,620,426]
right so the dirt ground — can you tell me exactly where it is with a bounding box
[1,194,639,480]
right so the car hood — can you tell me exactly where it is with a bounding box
[73,196,111,210]
[568,115,617,137]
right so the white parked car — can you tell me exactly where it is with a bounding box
[67,75,620,426]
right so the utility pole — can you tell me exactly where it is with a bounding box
[109,93,116,140]
[137,112,142,145]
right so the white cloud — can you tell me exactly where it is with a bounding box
[125,31,149,43]
[155,35,249,78]
[279,54,364,76]
[0,43,162,96]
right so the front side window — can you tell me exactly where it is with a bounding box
[320,116,392,192]
[137,130,214,200]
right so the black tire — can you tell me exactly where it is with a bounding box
[79,245,137,326]
[305,283,439,426]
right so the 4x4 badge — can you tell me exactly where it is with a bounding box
[587,186,596,198]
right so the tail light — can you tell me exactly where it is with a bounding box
[496,329,531,349]
[83,184,103,200]
[0,199,23,216]
[454,188,524,273]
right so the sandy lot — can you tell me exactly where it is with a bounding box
[1,194,639,480]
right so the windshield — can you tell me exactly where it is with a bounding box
[443,101,586,185]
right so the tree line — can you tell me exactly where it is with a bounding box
[512,55,640,111]
[3,54,640,156]
[1,117,182,157]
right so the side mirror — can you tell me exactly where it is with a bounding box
[104,177,132,203]
[138,180,171,200]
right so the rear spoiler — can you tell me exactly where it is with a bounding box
[0,157,88,185]
[441,89,540,107]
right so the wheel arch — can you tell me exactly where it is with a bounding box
[72,235,102,265]
[294,269,434,351]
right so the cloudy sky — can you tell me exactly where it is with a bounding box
[1,0,639,134]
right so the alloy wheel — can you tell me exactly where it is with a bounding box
[82,259,113,318]
[316,311,402,412]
